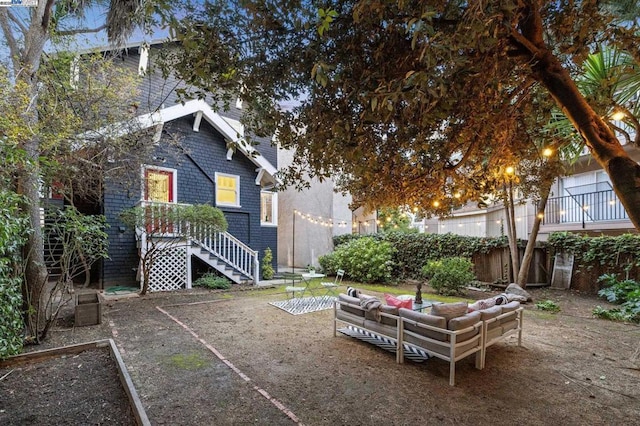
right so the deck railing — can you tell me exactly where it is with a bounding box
[543,189,629,227]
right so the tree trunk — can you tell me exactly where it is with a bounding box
[517,186,551,288]
[503,183,520,282]
[20,152,48,341]
[11,3,51,342]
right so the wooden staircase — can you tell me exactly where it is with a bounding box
[138,201,260,288]
[190,231,258,285]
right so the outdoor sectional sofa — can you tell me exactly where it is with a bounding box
[333,293,523,386]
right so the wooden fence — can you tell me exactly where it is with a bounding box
[472,247,549,286]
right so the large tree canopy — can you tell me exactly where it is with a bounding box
[167,0,640,227]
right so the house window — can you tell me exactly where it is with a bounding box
[216,173,240,207]
[143,166,176,203]
[261,191,277,226]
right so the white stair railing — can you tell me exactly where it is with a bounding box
[136,201,259,284]
[191,223,259,282]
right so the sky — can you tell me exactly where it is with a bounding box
[0,3,170,65]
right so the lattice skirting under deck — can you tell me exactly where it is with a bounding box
[148,246,188,292]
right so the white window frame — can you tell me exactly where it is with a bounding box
[141,165,178,203]
[215,172,241,207]
[260,191,278,226]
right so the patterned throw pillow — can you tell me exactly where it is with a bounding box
[346,286,361,298]
[384,294,413,310]
[430,302,468,321]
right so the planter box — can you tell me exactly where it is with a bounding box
[75,293,102,326]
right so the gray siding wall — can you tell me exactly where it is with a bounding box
[103,116,277,288]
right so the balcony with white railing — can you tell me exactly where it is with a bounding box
[543,189,630,229]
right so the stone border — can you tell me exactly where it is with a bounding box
[0,339,150,426]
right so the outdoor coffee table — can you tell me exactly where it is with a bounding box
[412,300,443,313]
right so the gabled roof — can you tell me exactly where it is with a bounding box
[136,99,278,185]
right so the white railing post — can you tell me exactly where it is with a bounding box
[186,237,192,289]
[254,256,260,286]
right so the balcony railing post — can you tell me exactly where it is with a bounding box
[581,193,585,229]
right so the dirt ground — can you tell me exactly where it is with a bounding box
[2,284,639,425]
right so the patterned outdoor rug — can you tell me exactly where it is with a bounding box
[270,296,336,315]
[338,325,431,363]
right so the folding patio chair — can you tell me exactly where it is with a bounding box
[320,269,344,297]
[283,273,312,299]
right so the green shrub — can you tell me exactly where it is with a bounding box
[593,274,640,323]
[193,273,232,290]
[319,236,396,283]
[0,260,24,359]
[0,190,29,359]
[597,273,638,304]
[421,257,475,296]
[333,233,363,248]
[262,247,274,280]
[318,251,340,276]
[592,306,636,322]
[535,300,560,313]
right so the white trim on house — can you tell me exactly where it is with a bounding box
[135,100,278,186]
[81,99,278,187]
[255,168,266,186]
[192,111,203,132]
[261,190,278,227]
[138,45,149,76]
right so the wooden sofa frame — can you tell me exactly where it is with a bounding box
[333,296,524,386]
[397,315,483,386]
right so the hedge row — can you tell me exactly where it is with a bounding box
[334,231,640,282]
[548,232,640,282]
[334,232,513,279]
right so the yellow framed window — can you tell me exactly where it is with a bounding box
[216,173,240,207]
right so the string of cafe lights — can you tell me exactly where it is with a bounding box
[293,209,348,228]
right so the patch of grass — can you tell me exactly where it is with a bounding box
[354,283,468,303]
[165,353,209,370]
[535,300,560,313]
[529,310,559,320]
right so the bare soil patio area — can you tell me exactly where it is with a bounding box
[2,285,639,425]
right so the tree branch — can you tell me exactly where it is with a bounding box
[609,122,632,145]
[7,9,28,36]
[41,0,55,32]
[56,24,108,37]
[0,10,21,72]
[509,27,544,60]
[615,104,640,145]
